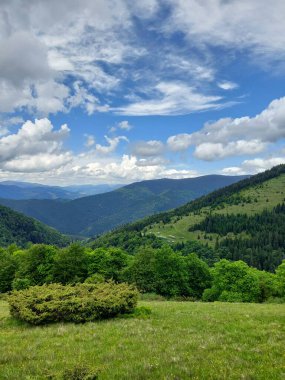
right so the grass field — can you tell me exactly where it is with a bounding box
[0,300,284,379]
[146,174,285,244]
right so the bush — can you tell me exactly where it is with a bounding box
[8,282,138,325]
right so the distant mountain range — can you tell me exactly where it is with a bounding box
[0,175,248,237]
[0,181,122,200]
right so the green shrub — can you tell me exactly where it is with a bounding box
[12,277,31,291]
[61,365,100,380]
[8,282,138,325]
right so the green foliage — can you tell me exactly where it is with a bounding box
[202,260,261,302]
[12,278,31,291]
[127,246,210,298]
[53,243,88,284]
[13,244,58,285]
[184,253,212,298]
[0,250,17,293]
[8,282,138,325]
[87,247,130,281]
[276,260,285,296]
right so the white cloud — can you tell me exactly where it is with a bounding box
[0,118,71,172]
[115,81,223,116]
[95,135,129,154]
[109,120,133,133]
[167,96,285,160]
[84,134,95,148]
[194,140,266,161]
[2,153,72,173]
[118,121,132,131]
[218,81,239,90]
[222,157,285,175]
[132,140,164,157]
[167,0,285,64]
[76,154,197,182]
[167,133,193,152]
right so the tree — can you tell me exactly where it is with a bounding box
[53,244,88,284]
[203,259,261,302]
[14,244,58,285]
[0,250,17,293]
[87,247,130,282]
[184,253,212,298]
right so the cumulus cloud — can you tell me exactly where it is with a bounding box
[218,81,239,90]
[109,120,133,133]
[132,140,164,157]
[75,155,197,182]
[194,140,266,161]
[222,157,285,175]
[167,133,193,152]
[0,118,71,172]
[167,96,285,160]
[95,135,129,154]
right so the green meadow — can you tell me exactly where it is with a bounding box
[0,300,284,379]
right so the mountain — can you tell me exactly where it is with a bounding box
[63,184,122,196]
[0,204,69,247]
[0,181,122,200]
[91,165,285,271]
[0,175,247,237]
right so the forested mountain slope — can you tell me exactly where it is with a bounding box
[91,165,285,271]
[0,175,246,236]
[0,205,69,247]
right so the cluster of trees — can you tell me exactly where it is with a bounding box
[1,243,284,302]
[189,204,285,271]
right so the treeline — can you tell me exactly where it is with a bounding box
[0,243,284,303]
[189,203,285,271]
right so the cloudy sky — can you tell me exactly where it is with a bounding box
[0,0,285,185]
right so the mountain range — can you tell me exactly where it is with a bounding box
[0,181,121,200]
[0,175,247,237]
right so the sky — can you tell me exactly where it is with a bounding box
[0,0,285,185]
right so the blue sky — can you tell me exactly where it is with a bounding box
[0,0,285,185]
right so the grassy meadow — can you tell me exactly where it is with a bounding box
[0,300,284,379]
[146,174,285,245]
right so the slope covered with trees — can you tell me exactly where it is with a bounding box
[0,205,69,247]
[91,165,285,271]
[0,175,246,236]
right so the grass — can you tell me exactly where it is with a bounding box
[147,174,285,244]
[0,300,285,379]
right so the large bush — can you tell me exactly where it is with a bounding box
[8,282,138,325]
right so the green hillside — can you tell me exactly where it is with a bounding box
[91,165,285,271]
[0,205,69,247]
[148,172,285,244]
